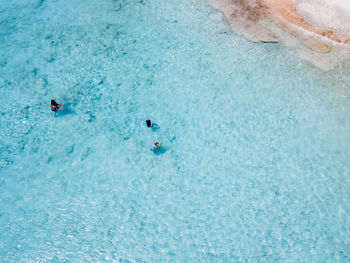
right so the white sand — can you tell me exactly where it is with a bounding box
[297,0,350,37]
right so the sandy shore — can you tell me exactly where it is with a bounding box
[262,0,350,52]
[297,0,350,40]
[210,0,350,54]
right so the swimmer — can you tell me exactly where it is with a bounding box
[146,119,159,130]
[50,99,64,112]
[150,141,162,152]
[146,119,152,127]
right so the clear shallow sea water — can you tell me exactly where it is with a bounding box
[0,0,350,262]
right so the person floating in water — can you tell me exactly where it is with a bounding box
[146,119,159,130]
[146,119,152,127]
[150,141,162,152]
[50,99,64,113]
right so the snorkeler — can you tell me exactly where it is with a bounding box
[150,141,162,152]
[50,99,64,112]
[146,120,152,127]
[146,119,159,130]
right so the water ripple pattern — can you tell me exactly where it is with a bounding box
[0,0,350,262]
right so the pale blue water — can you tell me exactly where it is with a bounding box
[1,0,350,262]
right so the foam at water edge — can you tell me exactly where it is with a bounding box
[297,0,350,38]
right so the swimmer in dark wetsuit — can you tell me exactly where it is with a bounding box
[50,99,63,112]
[146,119,152,127]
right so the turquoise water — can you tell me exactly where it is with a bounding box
[1,0,350,261]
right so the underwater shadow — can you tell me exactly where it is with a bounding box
[151,123,160,132]
[55,103,75,117]
[151,147,167,155]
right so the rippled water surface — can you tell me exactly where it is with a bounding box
[1,0,350,262]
